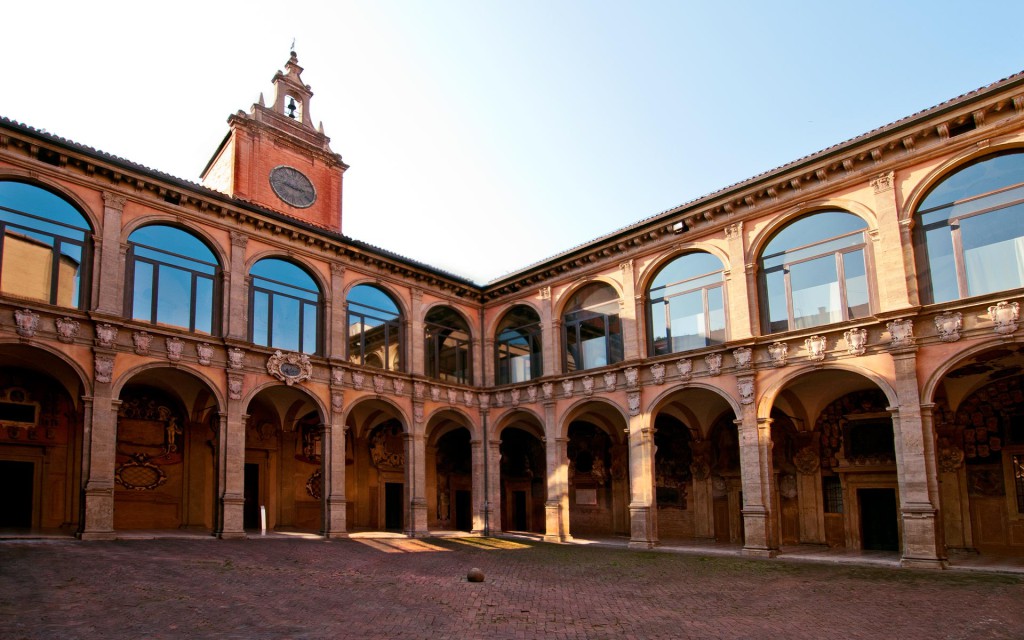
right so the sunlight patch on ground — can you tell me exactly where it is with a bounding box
[446,537,531,550]
[353,537,450,553]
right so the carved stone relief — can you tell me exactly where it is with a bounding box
[768,342,788,367]
[989,300,1019,335]
[166,337,184,362]
[56,317,80,343]
[14,309,38,338]
[732,347,752,370]
[266,351,313,386]
[805,335,827,362]
[705,353,722,376]
[844,328,867,356]
[934,311,962,342]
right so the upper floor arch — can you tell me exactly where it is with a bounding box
[248,255,324,355]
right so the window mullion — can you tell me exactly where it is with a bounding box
[949,222,969,298]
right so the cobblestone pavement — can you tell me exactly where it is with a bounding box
[1,536,1022,640]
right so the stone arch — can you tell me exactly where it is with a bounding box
[0,339,91,401]
[747,199,879,266]
[559,396,629,440]
[0,171,101,232]
[485,299,544,339]
[121,214,229,270]
[245,250,331,300]
[647,382,742,434]
[636,242,731,295]
[757,363,899,421]
[553,276,625,319]
[113,362,226,412]
[901,142,1024,223]
[493,407,546,440]
[342,278,410,321]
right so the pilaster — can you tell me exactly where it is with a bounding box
[405,431,428,536]
[227,231,249,340]
[79,378,118,539]
[95,191,126,315]
[627,399,657,549]
[323,387,348,537]
[736,374,777,557]
[218,405,246,539]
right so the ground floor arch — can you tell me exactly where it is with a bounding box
[649,386,741,544]
[929,343,1024,555]
[244,384,325,533]
[426,411,475,532]
[113,366,219,532]
[767,367,900,551]
[563,401,630,537]
[344,398,409,532]
[498,418,546,534]
[0,344,85,533]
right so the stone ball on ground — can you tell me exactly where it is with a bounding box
[467,568,485,582]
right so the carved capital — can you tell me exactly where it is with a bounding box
[871,171,895,194]
[102,191,127,210]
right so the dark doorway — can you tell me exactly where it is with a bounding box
[512,490,528,531]
[244,463,260,530]
[859,488,899,551]
[455,490,471,531]
[0,460,33,528]
[385,482,403,530]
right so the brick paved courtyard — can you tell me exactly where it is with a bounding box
[1,536,1022,640]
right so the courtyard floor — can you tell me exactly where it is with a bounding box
[1,535,1022,640]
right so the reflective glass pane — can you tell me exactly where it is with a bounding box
[252,291,269,346]
[58,243,82,308]
[961,204,1024,296]
[132,261,154,322]
[194,277,213,334]
[920,152,1024,211]
[1,229,54,303]
[843,250,869,319]
[303,302,318,354]
[129,226,216,265]
[670,290,706,351]
[924,225,958,303]
[763,212,867,257]
[0,182,90,234]
[156,265,193,329]
[708,286,726,344]
[765,269,788,333]
[790,255,841,329]
[272,296,301,352]
[650,300,670,356]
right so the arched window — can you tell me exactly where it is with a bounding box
[916,151,1024,303]
[425,306,472,384]
[648,252,726,355]
[0,181,91,308]
[495,305,542,384]
[563,283,622,372]
[249,258,320,354]
[347,284,402,371]
[760,211,870,333]
[127,225,219,333]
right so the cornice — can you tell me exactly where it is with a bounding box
[0,120,479,300]
[481,79,1024,300]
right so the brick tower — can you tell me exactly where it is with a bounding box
[202,51,348,232]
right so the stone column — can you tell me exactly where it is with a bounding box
[736,374,777,556]
[327,264,347,359]
[890,348,946,568]
[217,400,246,538]
[409,289,425,376]
[542,399,570,541]
[323,388,348,537]
[871,171,916,310]
[627,390,657,548]
[619,260,639,360]
[539,287,555,376]
[405,431,428,536]
[80,353,118,539]
[95,192,126,314]
[226,231,249,340]
[470,437,485,533]
[724,222,754,340]
[486,435,502,535]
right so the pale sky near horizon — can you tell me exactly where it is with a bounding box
[3,1,1024,283]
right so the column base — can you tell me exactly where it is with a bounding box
[218,531,247,540]
[741,547,778,559]
[77,530,116,541]
[322,531,350,539]
[628,540,657,550]
[900,556,949,570]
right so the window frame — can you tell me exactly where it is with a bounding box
[248,258,322,355]
[759,212,872,334]
[424,307,473,384]
[562,284,623,372]
[125,225,220,334]
[0,181,92,309]
[495,306,543,385]
[647,253,727,356]
[916,152,1024,303]
[346,285,403,371]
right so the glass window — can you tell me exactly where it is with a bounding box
[347,284,402,371]
[425,306,472,384]
[563,283,622,372]
[647,252,726,355]
[759,211,870,333]
[496,305,542,384]
[249,258,320,354]
[127,225,218,333]
[0,181,91,308]
[917,152,1024,303]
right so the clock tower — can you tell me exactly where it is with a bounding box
[201,51,348,232]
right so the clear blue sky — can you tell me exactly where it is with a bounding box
[3,1,1023,283]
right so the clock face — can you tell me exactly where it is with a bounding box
[269,166,317,208]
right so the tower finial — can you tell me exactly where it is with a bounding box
[290,37,296,54]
